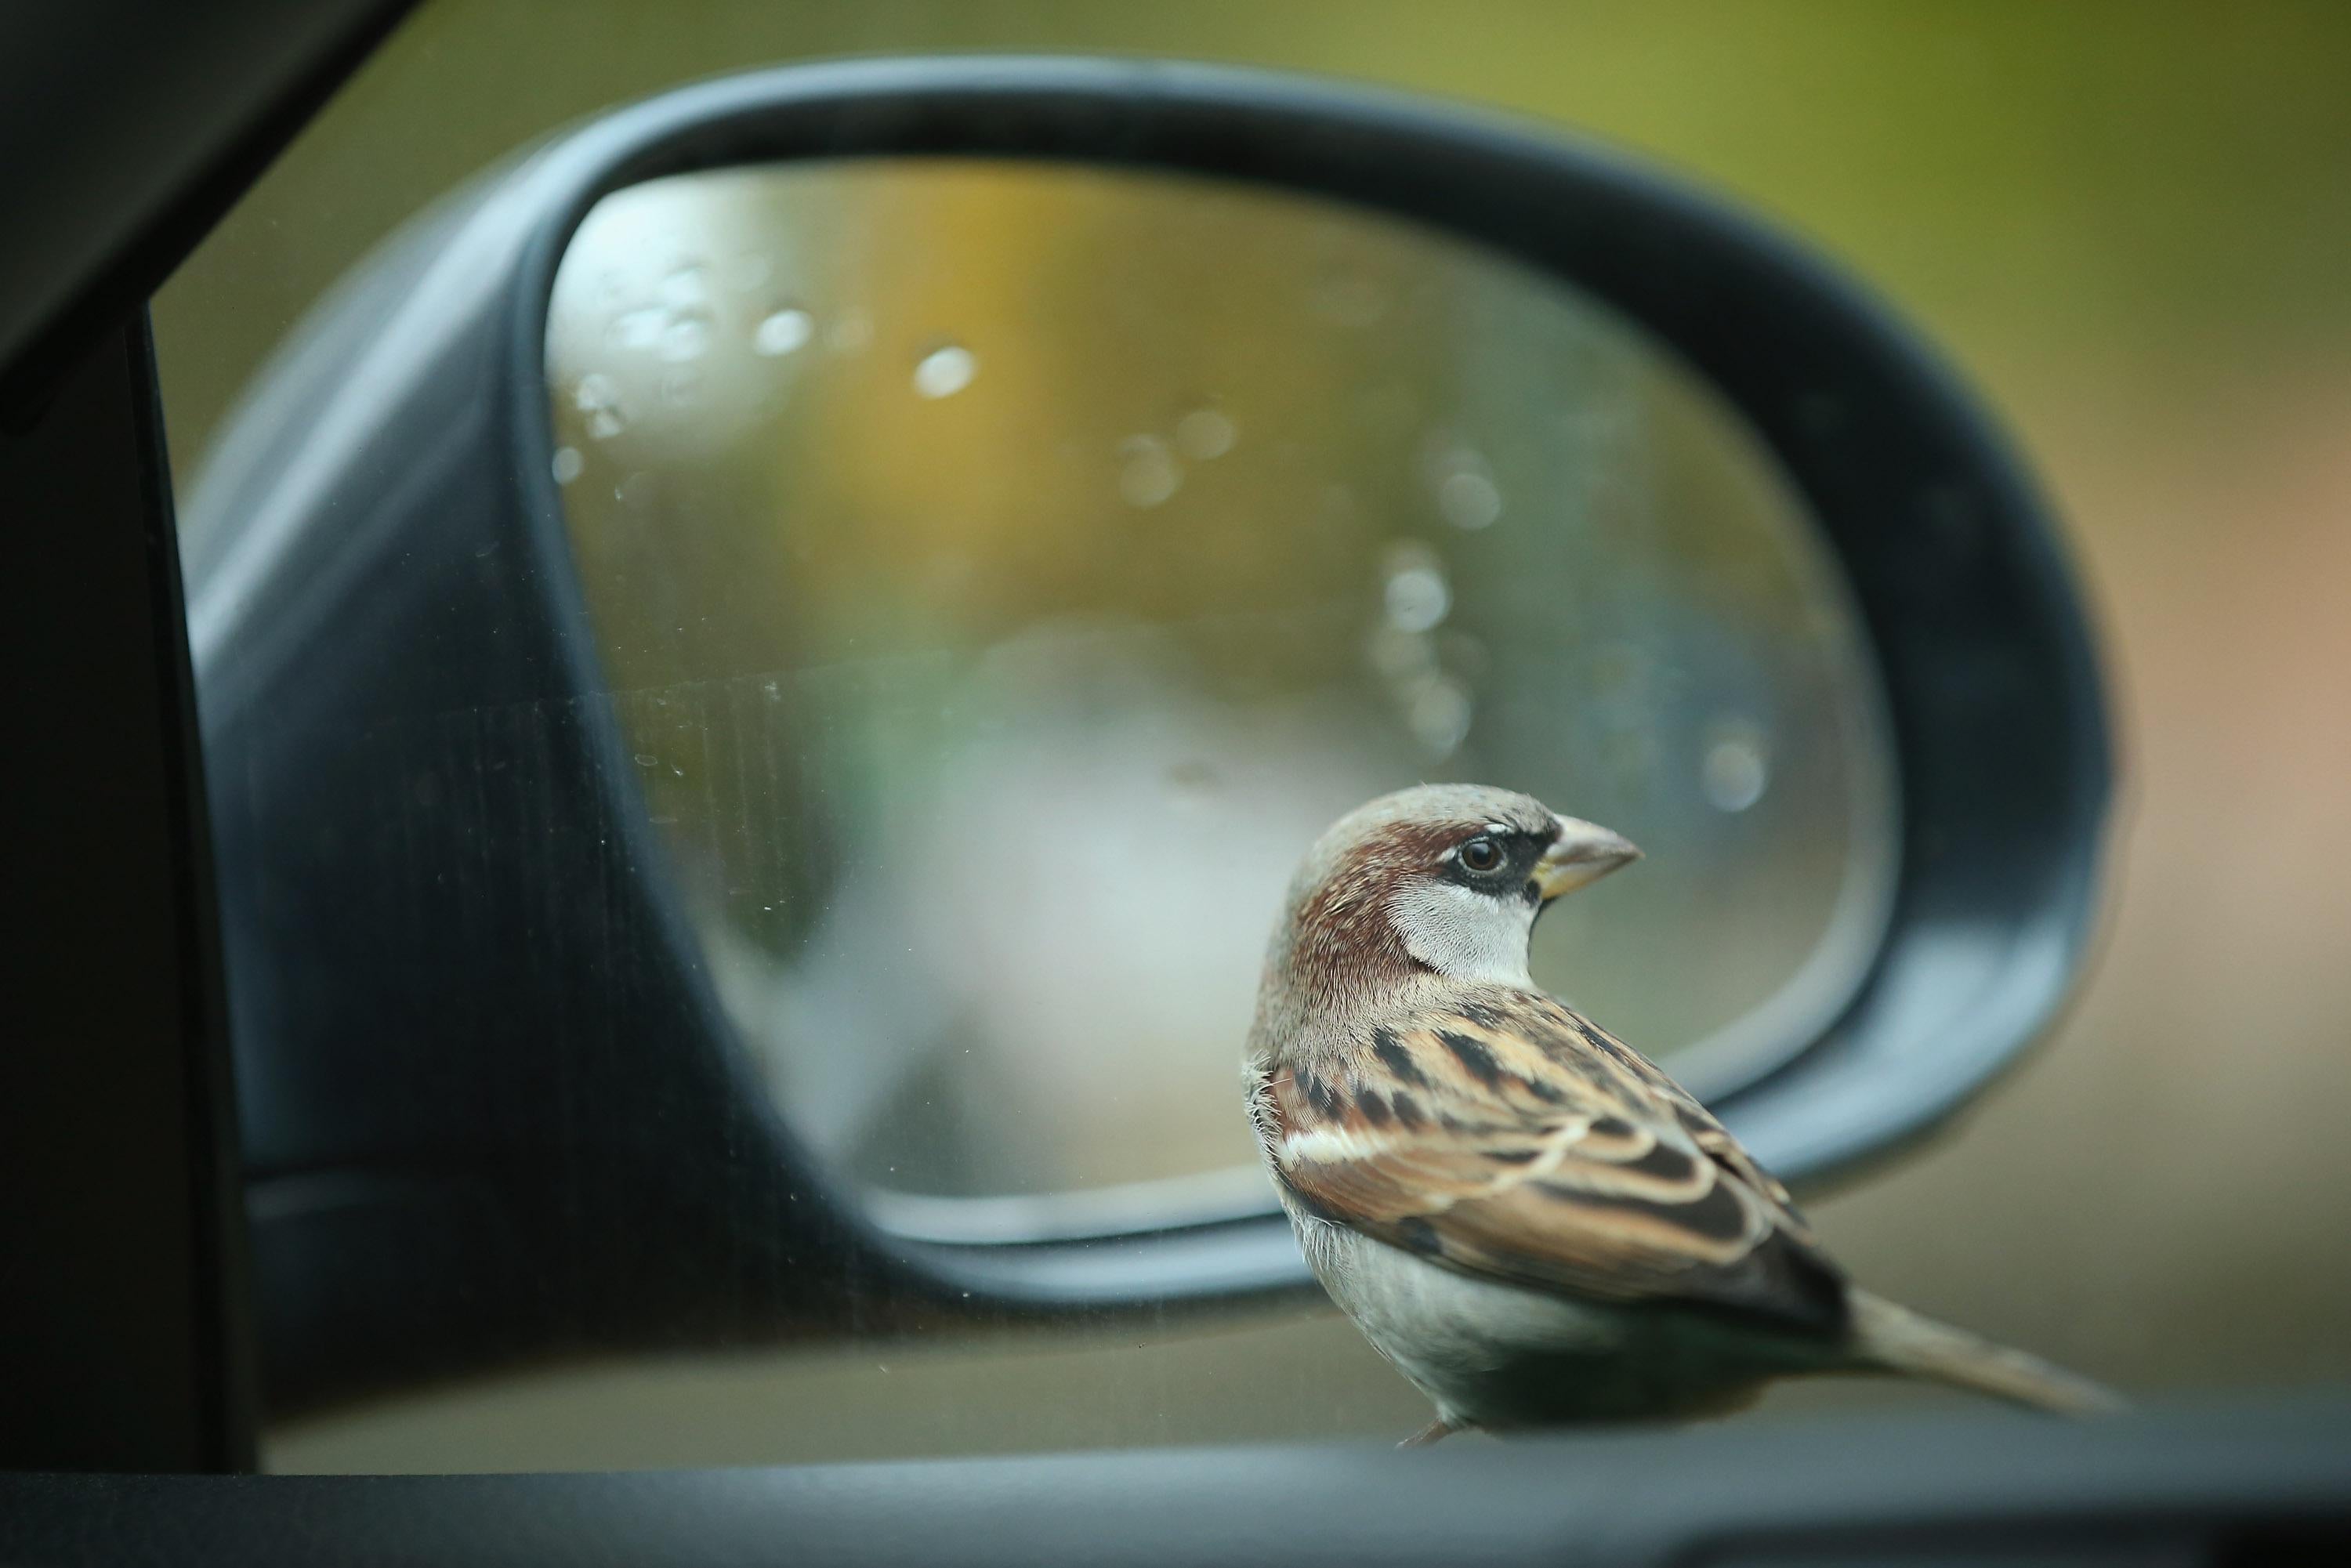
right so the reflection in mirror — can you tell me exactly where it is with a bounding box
[544,160,1895,1230]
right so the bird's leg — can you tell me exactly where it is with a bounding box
[1398,1416,1464,1447]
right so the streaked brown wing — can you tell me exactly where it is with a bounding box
[1564,1002,1812,1222]
[1268,993,1848,1333]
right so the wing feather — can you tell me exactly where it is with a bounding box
[1269,990,1847,1333]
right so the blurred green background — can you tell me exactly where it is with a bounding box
[154,0,2351,1469]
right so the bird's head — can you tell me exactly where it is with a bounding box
[1259,784,1640,1027]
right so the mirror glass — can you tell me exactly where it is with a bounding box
[544,160,1896,1233]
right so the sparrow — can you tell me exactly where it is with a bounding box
[1244,784,2121,1442]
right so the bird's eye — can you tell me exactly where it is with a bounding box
[1458,837,1502,873]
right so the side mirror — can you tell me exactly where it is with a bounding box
[183,57,2108,1412]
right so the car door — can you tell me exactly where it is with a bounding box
[5,3,2349,1563]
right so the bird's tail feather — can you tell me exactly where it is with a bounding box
[1846,1289,2126,1415]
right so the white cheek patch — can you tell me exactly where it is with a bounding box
[1388,878,1535,988]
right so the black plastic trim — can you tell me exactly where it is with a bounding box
[4,1399,2343,1566]
[0,316,254,1471]
[0,0,417,420]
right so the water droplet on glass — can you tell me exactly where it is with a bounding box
[1118,436,1182,508]
[617,471,657,509]
[1425,444,1502,530]
[574,372,620,411]
[1408,677,1473,757]
[911,343,978,400]
[607,306,666,351]
[1438,470,1503,530]
[1382,542,1451,633]
[1173,407,1236,460]
[632,752,658,768]
[658,313,711,362]
[752,307,813,357]
[550,447,584,484]
[1701,727,1770,813]
[658,263,708,309]
[575,374,625,439]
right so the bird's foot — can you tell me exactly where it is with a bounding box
[1398,1416,1465,1447]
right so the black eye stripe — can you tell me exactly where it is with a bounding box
[1448,826,1552,886]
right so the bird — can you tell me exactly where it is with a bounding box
[1243,783,2121,1443]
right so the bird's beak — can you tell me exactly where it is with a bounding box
[1533,817,1642,900]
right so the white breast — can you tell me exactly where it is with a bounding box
[1281,1193,1625,1424]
